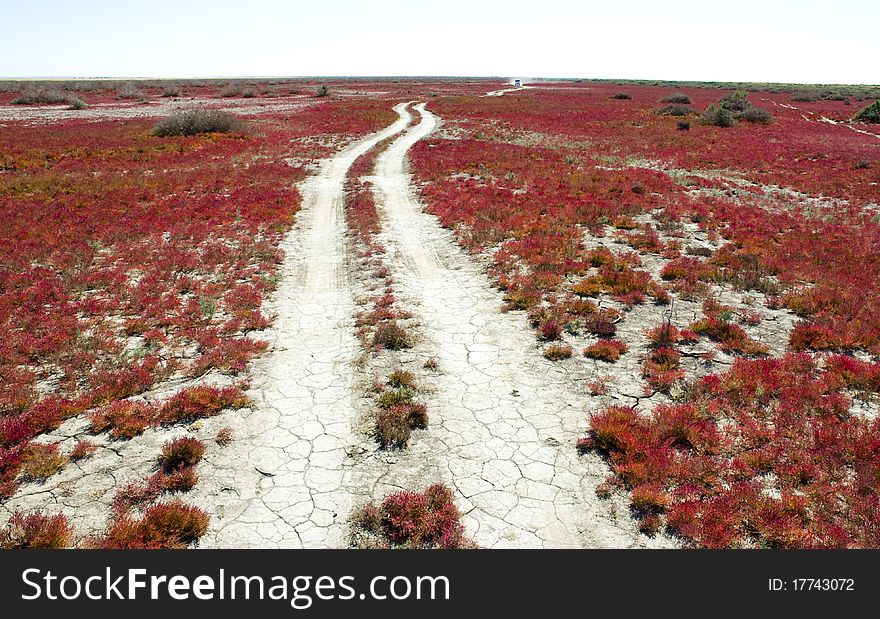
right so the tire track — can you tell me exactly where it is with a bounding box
[366,103,668,548]
[193,106,411,548]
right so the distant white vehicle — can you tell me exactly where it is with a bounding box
[513,79,522,87]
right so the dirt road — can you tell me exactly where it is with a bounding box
[194,104,413,548]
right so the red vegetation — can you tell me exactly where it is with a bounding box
[0,98,398,498]
[582,353,880,548]
[0,511,73,548]
[92,499,210,549]
[352,483,474,549]
[583,339,628,362]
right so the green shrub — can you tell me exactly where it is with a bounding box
[719,91,750,112]
[741,106,772,124]
[117,83,145,100]
[12,88,80,106]
[153,109,244,137]
[701,104,736,127]
[853,100,880,124]
[662,93,691,104]
[656,104,695,116]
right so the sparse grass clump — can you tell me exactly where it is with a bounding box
[153,109,245,137]
[0,511,72,549]
[215,427,233,446]
[20,443,68,481]
[373,321,412,350]
[612,92,632,100]
[351,484,474,549]
[69,439,98,461]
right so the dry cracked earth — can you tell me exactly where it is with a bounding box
[7,88,811,549]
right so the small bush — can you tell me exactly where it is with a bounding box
[0,511,72,549]
[376,406,412,448]
[791,91,820,102]
[676,120,690,131]
[116,83,145,100]
[153,109,245,137]
[646,323,680,349]
[221,84,256,98]
[584,339,628,362]
[159,437,205,472]
[12,88,70,105]
[612,93,632,100]
[543,344,574,361]
[423,358,439,371]
[405,403,429,429]
[538,318,563,341]
[586,318,617,338]
[701,104,736,127]
[656,104,695,116]
[161,85,181,97]
[69,439,98,461]
[12,87,85,109]
[719,91,750,112]
[20,443,68,481]
[387,369,416,388]
[662,93,692,104]
[316,85,330,97]
[741,106,773,124]
[66,97,88,110]
[853,100,880,124]
[373,321,412,350]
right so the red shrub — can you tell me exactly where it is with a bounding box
[583,339,628,362]
[94,500,209,549]
[0,511,72,549]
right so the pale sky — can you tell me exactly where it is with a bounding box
[1,0,877,84]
